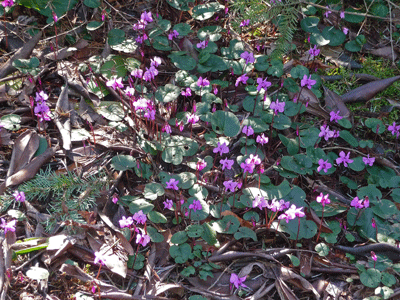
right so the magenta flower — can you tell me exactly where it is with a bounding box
[235,74,249,87]
[245,154,261,165]
[1,0,14,7]
[181,87,192,97]
[340,11,345,18]
[270,99,285,114]
[112,195,118,204]
[230,273,247,289]
[150,57,162,68]
[256,133,269,145]
[196,159,207,171]
[35,91,49,103]
[52,11,58,23]
[316,193,331,207]
[329,110,343,123]
[141,11,153,23]
[388,122,400,138]
[187,113,199,124]
[240,162,255,174]
[252,195,268,210]
[324,9,332,18]
[371,251,377,262]
[0,218,16,234]
[133,20,147,31]
[143,66,158,82]
[242,125,254,136]
[106,77,123,90]
[197,76,210,87]
[189,199,202,212]
[136,229,151,247]
[131,69,143,78]
[287,204,305,218]
[94,251,107,265]
[162,123,172,134]
[257,77,272,91]
[317,159,332,173]
[13,191,25,203]
[239,19,250,27]
[164,199,173,210]
[300,75,316,89]
[125,87,135,96]
[267,199,289,212]
[196,40,208,49]
[133,210,147,225]
[213,142,229,156]
[351,196,369,209]
[168,30,179,40]
[342,27,349,35]
[223,180,238,193]
[336,151,353,167]
[363,154,375,167]
[308,45,320,58]
[34,102,51,122]
[119,216,134,228]
[319,124,334,141]
[166,178,179,190]
[220,158,234,170]
[240,51,255,64]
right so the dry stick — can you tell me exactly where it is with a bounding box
[388,1,396,66]
[357,0,375,36]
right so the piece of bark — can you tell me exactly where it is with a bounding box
[341,75,400,103]
[0,32,42,80]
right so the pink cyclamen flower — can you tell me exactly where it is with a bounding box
[136,230,151,247]
[388,122,400,138]
[230,273,247,289]
[168,30,179,40]
[34,102,51,122]
[340,11,345,19]
[330,110,343,123]
[196,40,208,49]
[0,218,16,234]
[240,51,255,64]
[325,9,332,18]
[240,162,255,174]
[112,195,118,204]
[220,158,234,170]
[309,45,320,58]
[166,178,179,190]
[351,196,369,209]
[287,204,305,218]
[35,91,49,103]
[141,11,153,23]
[197,76,210,87]
[316,193,331,207]
[92,285,97,294]
[196,159,207,171]
[239,19,250,27]
[106,77,123,90]
[164,199,173,210]
[52,11,58,23]
[257,77,272,91]
[342,27,349,35]
[300,75,316,89]
[372,218,376,228]
[371,251,377,262]
[125,87,135,96]
[133,210,147,225]
[363,154,375,167]
[13,191,25,202]
[253,195,268,210]
[131,69,143,78]
[270,99,285,114]
[181,87,192,97]
[150,56,162,68]
[223,180,238,193]
[256,133,269,145]
[245,154,261,165]
[119,216,134,228]
[162,123,172,134]
[317,159,332,173]
[143,66,158,81]
[187,113,199,124]
[189,199,202,212]
[213,142,229,156]
[235,74,249,87]
[1,0,13,7]
[94,252,107,265]
[336,151,353,167]
[242,125,254,136]
[268,199,289,212]
[319,124,335,141]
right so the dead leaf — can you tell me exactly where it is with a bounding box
[299,251,312,277]
[367,46,398,61]
[54,83,71,150]
[221,210,253,228]
[341,75,400,103]
[288,89,330,119]
[7,130,39,177]
[0,129,12,146]
[322,86,351,121]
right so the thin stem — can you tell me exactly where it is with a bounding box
[316,207,324,243]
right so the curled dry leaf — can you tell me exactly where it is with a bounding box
[288,90,330,119]
[341,75,400,103]
[322,85,351,121]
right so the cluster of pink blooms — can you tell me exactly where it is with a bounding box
[119,210,151,247]
[1,0,13,7]
[34,91,51,122]
[0,218,16,234]
[132,11,153,44]
[319,124,339,141]
[13,190,25,202]
[351,196,369,209]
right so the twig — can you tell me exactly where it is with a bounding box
[388,0,396,66]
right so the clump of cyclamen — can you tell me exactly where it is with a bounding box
[34,91,51,123]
